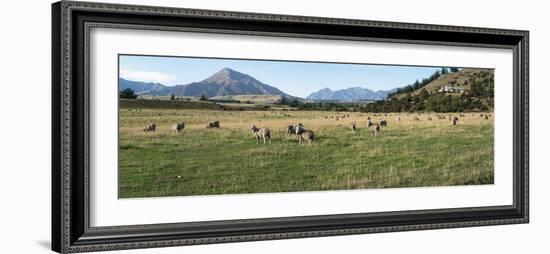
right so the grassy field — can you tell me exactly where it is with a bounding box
[119,108,494,198]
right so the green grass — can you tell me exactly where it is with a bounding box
[119,109,494,198]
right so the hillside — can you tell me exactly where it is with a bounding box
[392,68,493,99]
[366,68,494,112]
[307,87,394,101]
[120,68,291,98]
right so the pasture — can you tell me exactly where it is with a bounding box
[119,108,494,198]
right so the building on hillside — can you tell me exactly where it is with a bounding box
[438,85,465,94]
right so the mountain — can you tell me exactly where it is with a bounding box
[307,87,393,101]
[119,78,166,95]
[120,68,291,98]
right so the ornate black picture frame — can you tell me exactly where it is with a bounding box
[52,1,529,253]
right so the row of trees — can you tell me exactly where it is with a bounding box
[364,91,492,113]
[120,89,208,101]
[278,97,370,112]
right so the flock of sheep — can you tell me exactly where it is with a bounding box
[142,120,315,145]
[141,112,492,145]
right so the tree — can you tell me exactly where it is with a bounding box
[199,94,208,101]
[450,67,460,73]
[470,81,483,97]
[119,88,137,99]
[170,94,176,100]
[419,88,430,100]
[413,80,421,89]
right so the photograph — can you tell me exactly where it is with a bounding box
[47,1,532,253]
[118,55,495,198]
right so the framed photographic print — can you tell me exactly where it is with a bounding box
[52,1,529,253]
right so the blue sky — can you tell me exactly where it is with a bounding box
[119,55,444,98]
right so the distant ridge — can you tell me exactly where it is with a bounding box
[120,68,290,98]
[119,79,166,95]
[307,87,394,101]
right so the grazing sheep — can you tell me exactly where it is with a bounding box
[250,125,271,144]
[452,116,459,125]
[285,125,296,136]
[205,120,220,128]
[293,123,314,144]
[427,116,432,121]
[143,123,156,133]
[379,119,387,126]
[172,122,185,134]
[395,115,401,121]
[413,116,420,121]
[351,121,357,133]
[367,120,380,136]
[298,129,315,145]
[485,115,489,120]
[294,123,305,135]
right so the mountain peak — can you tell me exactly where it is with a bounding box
[215,67,238,76]
[190,68,289,97]
[220,67,236,72]
[204,67,252,85]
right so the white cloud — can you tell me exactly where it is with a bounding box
[120,68,177,84]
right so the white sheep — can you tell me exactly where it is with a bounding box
[250,125,271,144]
[367,120,380,136]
